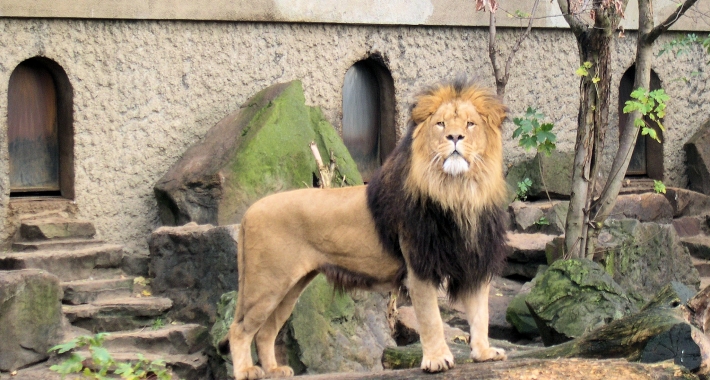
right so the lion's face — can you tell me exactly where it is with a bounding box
[405,83,508,212]
[421,100,490,177]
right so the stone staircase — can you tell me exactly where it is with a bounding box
[0,211,209,379]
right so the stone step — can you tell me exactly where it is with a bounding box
[18,216,96,241]
[75,349,209,380]
[692,257,710,278]
[0,244,124,281]
[63,296,173,332]
[682,235,710,260]
[102,323,209,355]
[62,277,134,305]
[504,232,556,279]
[12,238,106,252]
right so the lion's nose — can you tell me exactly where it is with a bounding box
[447,134,465,143]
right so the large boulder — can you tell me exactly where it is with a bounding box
[505,151,574,199]
[608,193,673,223]
[210,276,395,376]
[525,259,637,346]
[684,118,710,196]
[597,219,700,305]
[149,223,238,326]
[0,269,63,371]
[664,187,710,217]
[155,80,362,226]
[508,200,568,235]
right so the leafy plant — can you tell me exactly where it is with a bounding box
[654,180,666,194]
[658,33,710,58]
[512,107,557,155]
[516,178,533,201]
[152,318,165,331]
[49,333,172,380]
[535,216,550,226]
[623,87,669,143]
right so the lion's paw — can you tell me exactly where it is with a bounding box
[265,365,294,378]
[234,365,265,380]
[471,346,506,362]
[420,351,455,373]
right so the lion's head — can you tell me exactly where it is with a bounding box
[404,80,508,214]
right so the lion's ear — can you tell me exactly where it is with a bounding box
[411,95,439,125]
[483,99,507,130]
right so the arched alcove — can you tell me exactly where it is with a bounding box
[618,65,663,179]
[8,57,74,198]
[342,57,395,182]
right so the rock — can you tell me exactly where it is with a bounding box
[210,276,395,375]
[393,306,468,346]
[525,259,637,346]
[508,201,567,235]
[506,274,543,338]
[289,275,395,374]
[505,151,574,199]
[684,118,710,196]
[673,216,702,238]
[0,269,63,371]
[608,193,673,223]
[664,188,710,217]
[154,80,362,227]
[681,235,710,260]
[505,232,555,279]
[149,223,238,326]
[597,219,700,304]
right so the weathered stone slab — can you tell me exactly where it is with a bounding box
[508,201,567,235]
[149,223,238,326]
[608,193,673,223]
[154,80,362,227]
[664,188,710,217]
[0,269,63,371]
[505,151,574,199]
[19,217,96,241]
[682,235,710,260]
[504,232,554,279]
[597,219,700,305]
[525,259,637,346]
[684,118,710,196]
[673,216,702,237]
[62,296,173,332]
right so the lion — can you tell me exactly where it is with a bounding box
[219,79,509,379]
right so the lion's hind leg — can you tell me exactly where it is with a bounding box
[255,272,317,378]
[464,282,506,362]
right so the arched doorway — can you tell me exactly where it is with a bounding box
[8,58,74,198]
[342,57,395,182]
[618,66,663,179]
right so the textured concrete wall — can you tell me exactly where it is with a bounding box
[0,19,708,255]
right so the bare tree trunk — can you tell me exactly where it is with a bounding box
[589,0,699,231]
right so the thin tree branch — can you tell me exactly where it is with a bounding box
[556,0,589,37]
[646,0,700,44]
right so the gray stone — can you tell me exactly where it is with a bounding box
[508,201,567,235]
[597,219,700,305]
[684,119,710,196]
[664,188,710,217]
[673,217,702,237]
[505,232,554,279]
[505,151,574,199]
[154,80,362,227]
[0,269,63,371]
[62,296,173,332]
[525,259,637,346]
[682,235,710,260]
[609,193,673,223]
[19,217,96,241]
[505,274,542,338]
[149,223,238,326]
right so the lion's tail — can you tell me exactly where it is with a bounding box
[217,222,248,355]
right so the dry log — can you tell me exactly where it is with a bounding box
[300,358,699,380]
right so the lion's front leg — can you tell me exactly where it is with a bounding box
[464,282,506,362]
[406,273,454,373]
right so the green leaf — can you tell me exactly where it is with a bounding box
[91,346,113,367]
[583,61,593,69]
[634,118,646,128]
[630,87,647,100]
[592,76,600,84]
[49,339,78,354]
[520,136,537,150]
[50,353,84,375]
[654,180,667,194]
[575,66,589,76]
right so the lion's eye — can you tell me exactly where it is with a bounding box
[467,121,476,129]
[436,121,445,128]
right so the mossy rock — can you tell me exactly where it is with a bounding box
[506,151,574,199]
[526,259,637,346]
[155,80,362,226]
[598,219,700,305]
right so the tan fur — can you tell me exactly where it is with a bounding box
[223,83,507,379]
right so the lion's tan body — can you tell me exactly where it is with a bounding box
[223,81,508,379]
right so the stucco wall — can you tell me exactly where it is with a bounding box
[0,19,708,255]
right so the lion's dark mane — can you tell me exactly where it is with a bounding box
[366,122,509,301]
